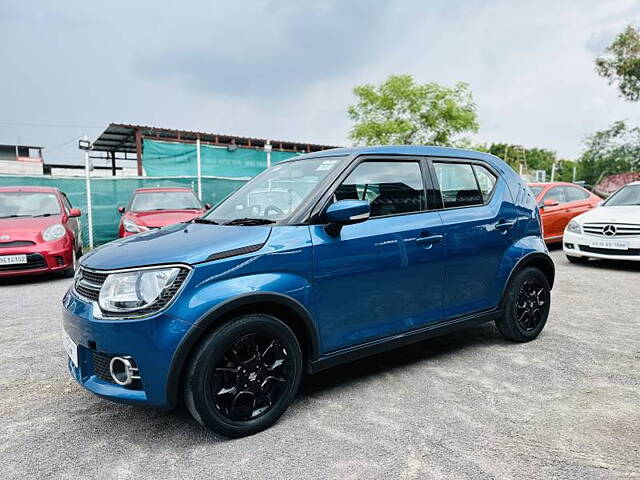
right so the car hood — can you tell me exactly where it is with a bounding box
[126,209,205,227]
[0,216,63,242]
[574,206,640,224]
[81,222,272,270]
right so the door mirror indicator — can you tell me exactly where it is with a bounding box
[68,208,82,217]
[323,200,370,236]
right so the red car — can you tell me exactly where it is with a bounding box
[0,186,82,277]
[529,182,601,243]
[118,187,209,237]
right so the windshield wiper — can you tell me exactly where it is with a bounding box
[224,218,276,226]
[0,214,33,219]
[32,213,57,217]
[191,218,219,225]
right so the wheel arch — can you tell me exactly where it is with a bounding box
[500,252,555,307]
[166,292,319,407]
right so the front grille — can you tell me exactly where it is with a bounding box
[578,245,640,256]
[74,265,190,317]
[92,352,115,383]
[0,253,46,271]
[582,223,640,237]
[0,241,35,248]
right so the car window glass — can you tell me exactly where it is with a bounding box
[61,194,72,212]
[334,161,425,218]
[131,191,201,211]
[543,186,566,204]
[564,186,589,202]
[434,162,483,208]
[0,192,61,217]
[473,165,497,202]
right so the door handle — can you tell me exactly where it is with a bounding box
[416,234,443,245]
[495,219,516,231]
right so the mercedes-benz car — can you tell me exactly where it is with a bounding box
[563,181,640,263]
[62,146,554,437]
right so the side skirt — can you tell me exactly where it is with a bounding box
[308,309,501,374]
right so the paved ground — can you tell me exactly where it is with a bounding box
[0,247,639,479]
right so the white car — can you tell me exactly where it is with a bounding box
[563,181,640,262]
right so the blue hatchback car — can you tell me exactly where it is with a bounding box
[62,146,554,437]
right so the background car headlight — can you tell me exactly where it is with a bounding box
[566,220,581,234]
[42,223,66,241]
[123,218,149,234]
[99,267,179,313]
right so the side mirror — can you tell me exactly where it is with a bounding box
[118,206,125,214]
[323,200,370,237]
[204,203,212,210]
[68,208,81,217]
[542,199,559,208]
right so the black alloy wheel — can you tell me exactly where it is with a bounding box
[514,278,546,332]
[212,334,290,421]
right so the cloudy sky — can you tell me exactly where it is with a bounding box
[1,0,639,164]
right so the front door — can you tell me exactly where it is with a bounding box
[310,158,446,353]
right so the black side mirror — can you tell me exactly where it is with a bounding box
[204,203,212,210]
[118,206,125,214]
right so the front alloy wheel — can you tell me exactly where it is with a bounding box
[184,314,303,438]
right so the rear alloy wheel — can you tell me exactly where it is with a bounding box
[184,314,302,437]
[496,266,550,342]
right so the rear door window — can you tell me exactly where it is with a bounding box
[543,187,566,204]
[473,165,497,202]
[564,186,589,202]
[434,162,484,208]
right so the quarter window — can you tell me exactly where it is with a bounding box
[434,162,484,208]
[333,161,425,218]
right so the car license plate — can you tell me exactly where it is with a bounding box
[63,332,78,368]
[589,239,628,250]
[0,254,27,265]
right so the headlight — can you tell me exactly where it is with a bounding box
[42,223,66,241]
[566,220,581,234]
[123,218,149,234]
[99,267,180,313]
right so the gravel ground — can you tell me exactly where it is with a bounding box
[0,247,639,479]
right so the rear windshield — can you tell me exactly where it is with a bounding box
[130,191,201,211]
[0,192,61,218]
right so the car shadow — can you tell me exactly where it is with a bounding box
[579,258,640,272]
[0,273,71,286]
[299,322,503,397]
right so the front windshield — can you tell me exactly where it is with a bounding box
[130,191,201,211]
[530,186,544,197]
[206,157,341,223]
[603,184,640,206]
[0,192,61,218]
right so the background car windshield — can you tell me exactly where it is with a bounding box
[603,184,640,206]
[206,157,341,222]
[530,186,544,197]
[0,192,60,218]
[130,191,201,211]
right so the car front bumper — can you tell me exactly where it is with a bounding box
[0,237,74,277]
[61,289,196,407]
[563,231,640,261]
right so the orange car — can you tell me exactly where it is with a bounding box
[529,182,601,243]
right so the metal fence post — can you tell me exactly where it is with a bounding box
[83,135,94,250]
[196,134,202,200]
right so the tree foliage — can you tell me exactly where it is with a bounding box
[595,24,640,101]
[348,74,479,146]
[578,120,640,184]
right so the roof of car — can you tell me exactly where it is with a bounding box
[0,186,60,194]
[295,145,503,164]
[133,187,194,193]
[528,182,579,187]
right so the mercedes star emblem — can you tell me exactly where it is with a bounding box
[602,224,617,237]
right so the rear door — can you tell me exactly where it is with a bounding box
[540,186,568,240]
[431,159,517,318]
[563,185,595,220]
[310,157,446,352]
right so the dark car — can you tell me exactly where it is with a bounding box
[63,146,554,437]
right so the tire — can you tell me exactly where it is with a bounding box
[61,247,81,278]
[183,314,303,438]
[496,266,551,343]
[566,255,589,264]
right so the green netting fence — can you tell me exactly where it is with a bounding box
[0,175,246,245]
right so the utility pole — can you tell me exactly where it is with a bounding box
[265,140,272,169]
[196,134,202,200]
[79,135,94,250]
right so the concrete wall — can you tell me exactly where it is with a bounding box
[0,159,43,175]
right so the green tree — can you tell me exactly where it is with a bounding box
[595,24,640,101]
[578,121,640,184]
[348,74,479,146]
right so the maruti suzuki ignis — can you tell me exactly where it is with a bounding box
[62,146,554,438]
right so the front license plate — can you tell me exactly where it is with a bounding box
[63,332,78,368]
[589,239,629,250]
[0,254,27,265]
